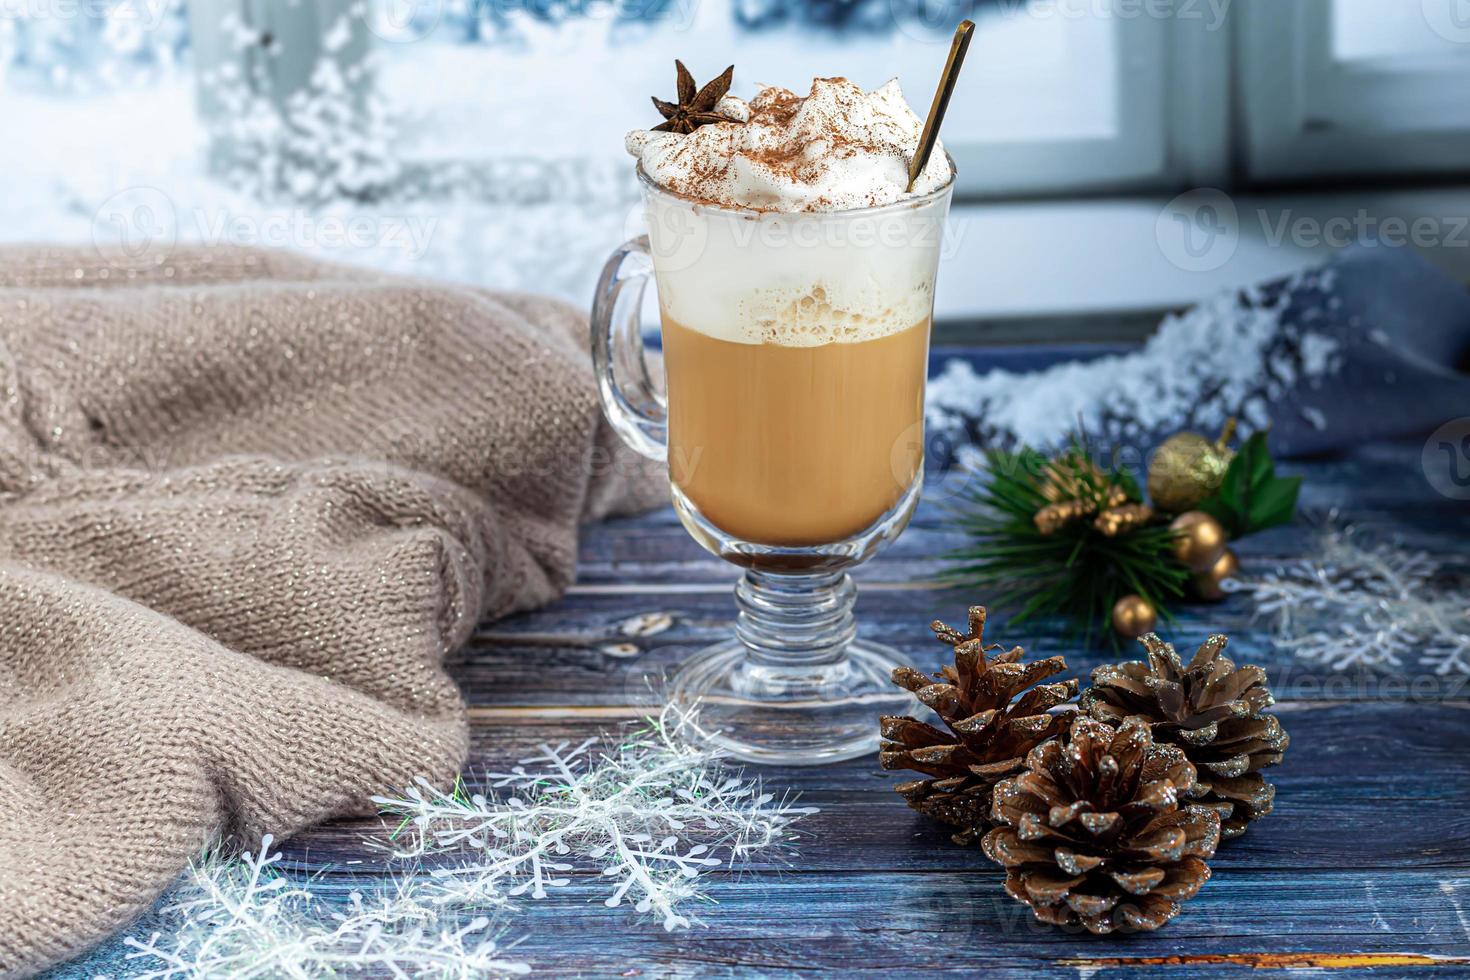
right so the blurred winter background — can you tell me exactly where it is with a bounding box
[5,0,1470,331]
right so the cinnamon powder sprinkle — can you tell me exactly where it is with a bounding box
[634,76,949,212]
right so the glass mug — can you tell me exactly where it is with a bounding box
[592,162,954,764]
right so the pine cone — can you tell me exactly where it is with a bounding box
[1079,632,1288,839]
[880,606,1078,844]
[983,715,1220,934]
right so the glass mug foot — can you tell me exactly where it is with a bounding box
[668,569,919,764]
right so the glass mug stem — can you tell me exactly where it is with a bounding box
[591,176,952,764]
[736,571,856,668]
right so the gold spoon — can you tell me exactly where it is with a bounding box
[908,19,975,192]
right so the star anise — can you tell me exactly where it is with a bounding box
[652,60,734,134]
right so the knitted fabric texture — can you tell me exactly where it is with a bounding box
[0,245,663,977]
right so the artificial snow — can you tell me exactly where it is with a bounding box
[926,267,1343,463]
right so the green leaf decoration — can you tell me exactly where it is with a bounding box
[941,444,1187,647]
[1195,431,1300,537]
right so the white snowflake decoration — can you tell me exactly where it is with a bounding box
[1231,523,1470,676]
[118,835,529,979]
[373,704,818,931]
[106,706,814,975]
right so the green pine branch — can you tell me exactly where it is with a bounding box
[941,446,1188,647]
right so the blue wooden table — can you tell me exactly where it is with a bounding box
[90,346,1470,977]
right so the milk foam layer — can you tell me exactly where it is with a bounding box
[644,179,950,347]
[628,77,952,213]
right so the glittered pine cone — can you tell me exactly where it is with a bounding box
[880,606,1078,844]
[1080,632,1288,839]
[983,715,1221,934]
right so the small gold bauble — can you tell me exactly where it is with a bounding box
[1191,548,1240,601]
[1112,593,1157,639]
[1147,420,1237,513]
[1170,510,1229,572]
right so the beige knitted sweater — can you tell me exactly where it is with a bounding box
[0,246,662,977]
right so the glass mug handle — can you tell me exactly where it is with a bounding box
[590,234,668,463]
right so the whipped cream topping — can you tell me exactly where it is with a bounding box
[626,76,951,212]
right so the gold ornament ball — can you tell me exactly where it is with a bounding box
[1112,594,1157,639]
[1192,548,1241,601]
[1148,427,1236,513]
[1170,510,1229,572]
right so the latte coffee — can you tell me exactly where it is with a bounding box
[663,315,928,546]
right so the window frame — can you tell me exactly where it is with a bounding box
[1238,0,1470,182]
[946,10,1171,197]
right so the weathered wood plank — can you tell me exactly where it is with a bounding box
[571,516,1470,589]
[223,867,1470,978]
[276,701,1470,878]
[452,582,1470,707]
[69,868,1470,980]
